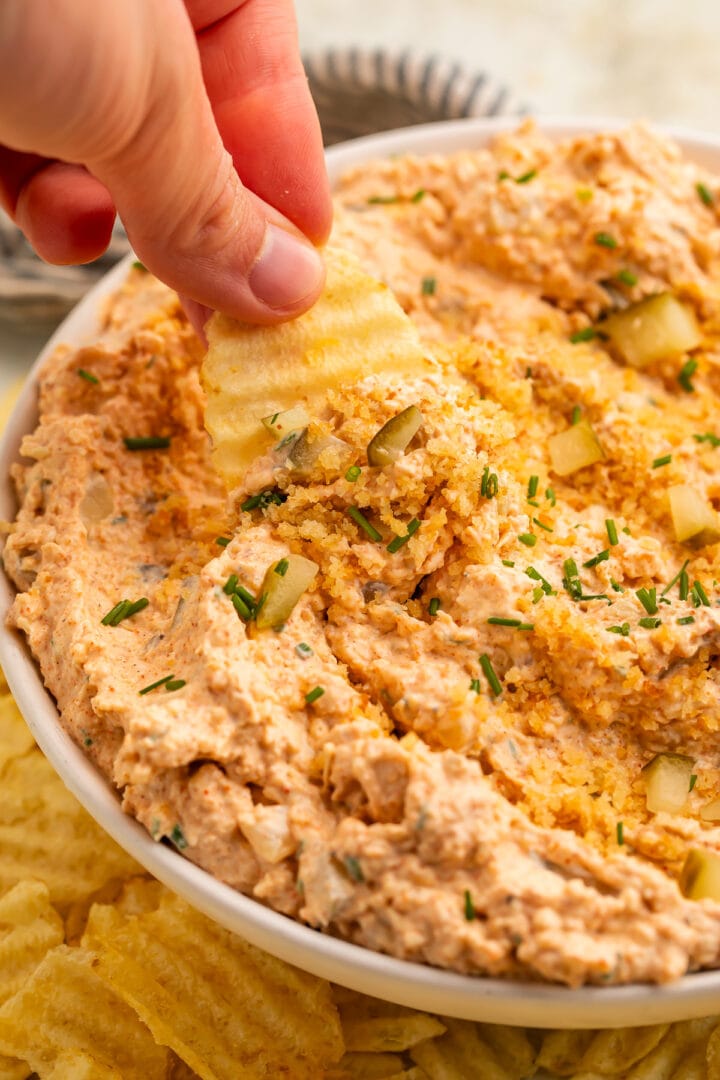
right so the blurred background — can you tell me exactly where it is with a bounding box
[296,0,720,132]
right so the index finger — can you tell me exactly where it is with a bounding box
[187,0,332,245]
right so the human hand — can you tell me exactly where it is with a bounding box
[0,1,331,326]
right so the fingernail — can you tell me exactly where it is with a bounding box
[249,224,324,311]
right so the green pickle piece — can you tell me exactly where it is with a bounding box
[367,405,423,467]
[680,848,720,901]
[601,293,701,368]
[255,554,319,630]
[642,752,694,814]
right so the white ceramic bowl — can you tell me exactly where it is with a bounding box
[2,117,720,1029]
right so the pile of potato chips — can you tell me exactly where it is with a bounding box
[0,668,718,1079]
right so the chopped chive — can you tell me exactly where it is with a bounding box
[639,617,662,629]
[607,623,631,636]
[274,558,289,577]
[387,518,420,553]
[516,169,537,184]
[616,269,638,287]
[77,368,99,385]
[689,774,698,792]
[570,327,597,344]
[481,466,499,499]
[545,488,556,506]
[518,622,535,631]
[429,597,441,616]
[305,685,325,705]
[469,678,482,694]
[170,824,187,850]
[223,574,239,595]
[693,432,720,447]
[571,405,582,425]
[232,593,253,621]
[344,855,364,882]
[123,436,171,451]
[697,181,714,207]
[295,642,313,659]
[527,476,539,499]
[497,170,511,181]
[677,615,695,625]
[584,549,609,569]
[345,465,361,482]
[518,533,537,547]
[678,358,698,393]
[532,517,553,533]
[347,506,382,542]
[410,188,426,202]
[165,679,186,692]
[692,580,710,606]
[661,559,690,597]
[101,597,148,626]
[532,586,544,604]
[479,653,502,696]
[594,231,618,249]
[502,559,515,568]
[215,536,231,547]
[464,890,476,921]
[679,569,690,602]
[488,617,522,627]
[525,366,533,379]
[368,194,400,205]
[577,187,593,202]
[132,259,146,271]
[562,558,582,600]
[636,587,658,615]
[236,585,256,608]
[139,675,174,696]
[616,821,624,846]
[421,276,437,296]
[240,489,287,512]
[526,566,554,595]
[652,454,672,469]
[610,578,624,593]
[605,520,619,547]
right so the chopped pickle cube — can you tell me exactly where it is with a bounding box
[255,554,318,630]
[642,753,694,814]
[287,432,352,477]
[679,848,720,902]
[367,405,423,467]
[601,293,701,368]
[261,405,311,439]
[548,418,605,476]
[668,484,720,545]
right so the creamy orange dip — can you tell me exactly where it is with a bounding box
[6,122,720,987]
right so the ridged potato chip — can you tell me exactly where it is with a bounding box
[43,1049,122,1080]
[82,891,343,1079]
[202,246,432,486]
[0,749,140,907]
[0,1057,29,1080]
[0,946,169,1079]
[410,1017,524,1080]
[0,880,63,1004]
[342,1014,445,1054]
[0,695,34,773]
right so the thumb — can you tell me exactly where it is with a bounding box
[87,5,325,323]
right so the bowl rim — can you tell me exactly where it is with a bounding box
[2,114,720,1028]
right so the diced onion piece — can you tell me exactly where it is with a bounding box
[367,405,423,467]
[261,405,311,439]
[548,419,605,476]
[679,848,720,901]
[669,484,720,545]
[255,554,318,630]
[700,799,720,823]
[642,753,694,814]
[601,293,701,368]
[238,805,296,863]
[287,432,352,477]
[80,473,114,525]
